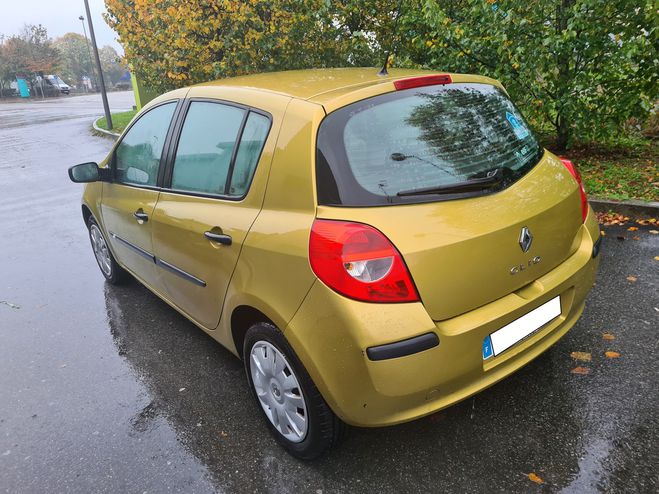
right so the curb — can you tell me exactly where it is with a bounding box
[92,116,120,140]
[589,198,658,219]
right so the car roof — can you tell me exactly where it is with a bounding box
[147,68,504,115]
[193,67,449,106]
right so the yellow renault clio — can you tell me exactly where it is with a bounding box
[69,68,600,459]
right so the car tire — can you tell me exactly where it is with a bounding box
[243,322,346,460]
[87,216,129,285]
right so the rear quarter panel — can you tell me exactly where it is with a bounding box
[217,98,327,354]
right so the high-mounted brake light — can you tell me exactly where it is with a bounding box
[309,220,419,303]
[394,74,452,91]
[560,158,588,222]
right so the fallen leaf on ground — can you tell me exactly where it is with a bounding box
[570,351,592,361]
[632,236,641,240]
[627,226,638,231]
[219,431,228,437]
[597,212,630,226]
[616,235,626,241]
[605,351,621,359]
[654,256,659,261]
[527,472,544,484]
[626,276,638,282]
[178,387,186,392]
[602,333,615,340]
[600,230,606,236]
[650,230,658,235]
[571,366,590,375]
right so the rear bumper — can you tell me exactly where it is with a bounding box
[285,213,600,427]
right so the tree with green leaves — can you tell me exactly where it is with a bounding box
[53,34,129,88]
[53,33,94,86]
[416,0,657,150]
[0,24,60,96]
[104,0,405,93]
[0,36,10,96]
[103,0,655,149]
[98,45,128,85]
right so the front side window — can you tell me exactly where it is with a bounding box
[317,83,543,206]
[115,102,176,186]
[171,102,245,195]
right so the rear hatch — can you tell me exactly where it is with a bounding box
[315,80,583,320]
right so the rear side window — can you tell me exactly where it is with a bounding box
[228,112,270,196]
[316,83,543,206]
[115,102,176,186]
[171,102,245,195]
[170,102,271,197]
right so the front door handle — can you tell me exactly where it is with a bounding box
[133,210,149,223]
[204,231,232,246]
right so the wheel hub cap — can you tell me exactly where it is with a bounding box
[90,224,112,277]
[250,341,308,442]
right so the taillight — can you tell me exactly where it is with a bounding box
[560,158,588,222]
[309,220,419,303]
[393,74,452,91]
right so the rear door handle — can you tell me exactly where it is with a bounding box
[204,231,232,246]
[133,210,149,223]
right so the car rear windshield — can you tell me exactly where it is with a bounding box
[316,82,544,206]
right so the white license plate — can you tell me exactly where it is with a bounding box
[483,296,561,359]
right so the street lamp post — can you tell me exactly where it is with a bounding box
[82,0,112,130]
[78,15,95,92]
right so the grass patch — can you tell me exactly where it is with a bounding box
[548,140,658,202]
[578,157,657,202]
[96,110,137,134]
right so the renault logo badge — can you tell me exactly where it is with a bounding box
[519,226,533,253]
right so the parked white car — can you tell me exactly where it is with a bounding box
[45,75,71,95]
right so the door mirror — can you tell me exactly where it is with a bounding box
[69,162,100,183]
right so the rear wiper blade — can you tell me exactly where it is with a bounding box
[396,167,505,197]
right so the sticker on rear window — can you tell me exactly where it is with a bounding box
[506,111,529,140]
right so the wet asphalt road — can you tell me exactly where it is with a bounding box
[1,93,658,494]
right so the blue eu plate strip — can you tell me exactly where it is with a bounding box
[482,335,494,360]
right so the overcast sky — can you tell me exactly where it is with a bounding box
[1,0,123,53]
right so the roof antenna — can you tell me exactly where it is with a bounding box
[378,0,404,76]
[377,52,391,77]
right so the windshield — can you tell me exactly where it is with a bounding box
[316,83,543,206]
